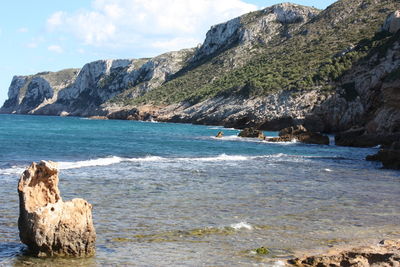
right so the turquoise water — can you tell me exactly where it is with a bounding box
[0,114,399,266]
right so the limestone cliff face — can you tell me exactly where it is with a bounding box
[1,49,193,116]
[191,3,319,62]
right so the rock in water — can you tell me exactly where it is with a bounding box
[238,127,265,139]
[216,131,224,138]
[18,161,96,257]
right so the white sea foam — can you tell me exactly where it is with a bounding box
[181,154,251,162]
[59,156,165,170]
[230,222,253,230]
[0,166,25,175]
[324,168,333,172]
[0,153,307,175]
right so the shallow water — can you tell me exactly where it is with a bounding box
[0,114,399,266]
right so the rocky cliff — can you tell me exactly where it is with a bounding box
[1,49,194,116]
[1,0,400,146]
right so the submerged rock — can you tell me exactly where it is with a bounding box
[288,239,400,267]
[18,161,96,257]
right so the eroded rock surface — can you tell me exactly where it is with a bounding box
[288,239,400,267]
[18,161,96,257]
[266,125,329,145]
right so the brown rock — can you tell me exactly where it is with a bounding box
[88,116,108,120]
[265,136,293,142]
[238,127,265,139]
[297,132,330,145]
[288,239,400,267]
[279,125,308,137]
[269,125,329,145]
[215,131,224,138]
[18,161,96,257]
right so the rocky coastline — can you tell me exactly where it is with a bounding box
[1,2,400,169]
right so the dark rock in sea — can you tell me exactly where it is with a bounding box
[238,127,265,139]
[287,239,400,267]
[266,125,329,145]
[335,128,400,147]
[366,141,400,169]
[18,161,96,257]
[107,109,140,120]
[296,132,330,145]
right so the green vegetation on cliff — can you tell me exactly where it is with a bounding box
[111,0,399,106]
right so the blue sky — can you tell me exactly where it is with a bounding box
[0,0,336,105]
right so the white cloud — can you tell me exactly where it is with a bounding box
[46,0,257,54]
[48,45,64,53]
[26,36,45,49]
[18,27,29,33]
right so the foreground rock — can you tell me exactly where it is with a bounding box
[367,141,400,169]
[288,239,400,267]
[266,125,329,145]
[18,161,96,257]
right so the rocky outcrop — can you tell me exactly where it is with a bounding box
[367,141,400,169]
[157,90,330,129]
[18,161,96,257]
[288,239,400,267]
[1,49,194,116]
[191,3,319,62]
[382,10,400,33]
[238,127,264,139]
[266,125,329,145]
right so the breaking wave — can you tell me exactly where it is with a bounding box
[0,153,352,175]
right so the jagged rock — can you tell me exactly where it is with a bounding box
[266,125,329,145]
[279,125,308,137]
[238,127,265,139]
[18,161,96,257]
[215,131,224,138]
[296,132,330,145]
[1,49,194,116]
[366,141,400,169]
[107,108,140,120]
[287,239,400,267]
[382,10,400,33]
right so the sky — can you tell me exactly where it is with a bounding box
[0,0,336,106]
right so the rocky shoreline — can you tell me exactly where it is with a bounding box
[287,239,400,267]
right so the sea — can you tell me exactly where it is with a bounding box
[0,114,399,266]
